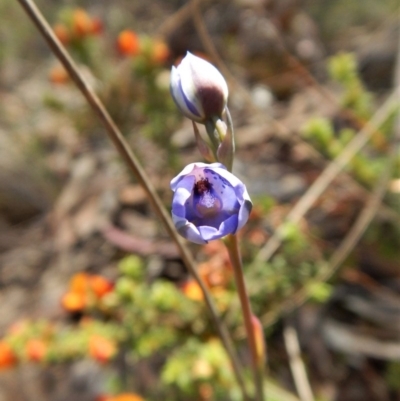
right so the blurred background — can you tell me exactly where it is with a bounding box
[0,0,399,400]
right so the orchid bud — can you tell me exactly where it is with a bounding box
[170,163,252,244]
[170,52,228,124]
[251,314,266,367]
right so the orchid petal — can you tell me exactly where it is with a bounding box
[170,162,252,243]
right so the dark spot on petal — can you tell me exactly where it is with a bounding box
[193,177,212,196]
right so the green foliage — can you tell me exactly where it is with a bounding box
[250,195,276,214]
[338,127,355,147]
[135,326,176,358]
[119,255,144,280]
[350,154,385,184]
[161,338,237,397]
[301,117,334,152]
[328,52,373,119]
[328,53,358,86]
[249,251,324,305]
[385,361,400,390]
[301,52,398,186]
[279,222,305,246]
[306,281,332,303]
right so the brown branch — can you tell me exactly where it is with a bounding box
[283,320,315,401]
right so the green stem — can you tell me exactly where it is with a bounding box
[214,110,235,172]
[205,119,221,151]
[226,234,265,401]
[225,107,235,170]
[16,0,249,399]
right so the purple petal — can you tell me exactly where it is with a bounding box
[179,79,202,118]
[218,214,239,236]
[197,214,238,241]
[170,163,207,190]
[170,67,203,122]
[203,168,239,212]
[209,166,245,190]
[172,214,207,244]
[172,192,191,219]
[237,199,252,231]
[197,225,219,242]
[171,175,195,204]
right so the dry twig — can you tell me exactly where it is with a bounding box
[283,320,315,401]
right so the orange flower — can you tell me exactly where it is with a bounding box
[89,335,116,363]
[90,17,103,35]
[70,272,90,293]
[26,339,47,362]
[89,275,114,298]
[72,8,94,37]
[180,280,204,301]
[0,341,17,369]
[61,291,86,312]
[151,40,170,64]
[62,272,114,312]
[53,23,70,45]
[49,64,69,85]
[117,30,140,56]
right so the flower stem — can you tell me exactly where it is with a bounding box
[226,234,265,401]
[214,108,235,172]
[16,0,249,399]
[205,119,221,151]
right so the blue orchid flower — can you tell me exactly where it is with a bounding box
[170,163,252,244]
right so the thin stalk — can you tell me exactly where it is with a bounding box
[226,234,265,401]
[16,0,249,398]
[214,107,235,172]
[226,108,235,153]
[205,119,222,150]
[192,121,216,163]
